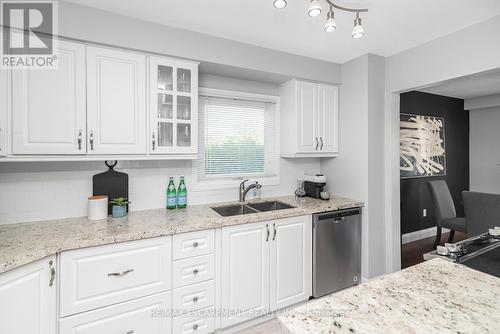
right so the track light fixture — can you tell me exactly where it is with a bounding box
[273,0,368,39]
[273,0,287,9]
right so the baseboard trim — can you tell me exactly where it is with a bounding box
[402,226,449,244]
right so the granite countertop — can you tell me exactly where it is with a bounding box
[278,258,500,334]
[0,195,362,274]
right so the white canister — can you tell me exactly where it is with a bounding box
[88,195,108,220]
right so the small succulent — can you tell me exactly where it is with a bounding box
[110,197,130,207]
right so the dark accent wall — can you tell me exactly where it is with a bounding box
[400,91,470,234]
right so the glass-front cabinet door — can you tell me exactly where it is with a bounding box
[149,56,198,154]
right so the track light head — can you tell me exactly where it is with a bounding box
[324,7,337,32]
[273,0,287,9]
[308,0,322,17]
[352,13,365,39]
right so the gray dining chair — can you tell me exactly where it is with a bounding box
[462,191,500,237]
[427,180,467,248]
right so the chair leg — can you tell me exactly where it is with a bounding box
[434,227,442,249]
[447,230,455,244]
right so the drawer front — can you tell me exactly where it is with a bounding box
[60,291,172,334]
[173,280,215,312]
[173,308,215,334]
[60,237,172,316]
[173,254,215,288]
[173,230,215,260]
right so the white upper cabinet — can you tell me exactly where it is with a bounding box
[280,79,339,157]
[0,256,57,334]
[11,40,86,155]
[87,46,147,155]
[0,69,9,156]
[149,56,198,155]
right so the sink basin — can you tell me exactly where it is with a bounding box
[211,204,259,217]
[247,200,296,212]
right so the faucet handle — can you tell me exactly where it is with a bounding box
[240,179,249,187]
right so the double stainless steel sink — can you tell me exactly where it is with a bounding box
[211,200,295,217]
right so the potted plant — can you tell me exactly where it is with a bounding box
[110,197,130,218]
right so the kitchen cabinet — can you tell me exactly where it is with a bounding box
[221,215,311,328]
[149,56,198,155]
[86,46,147,155]
[0,69,9,156]
[220,221,270,328]
[59,292,172,334]
[270,216,312,310]
[11,40,86,155]
[0,256,56,334]
[280,79,339,157]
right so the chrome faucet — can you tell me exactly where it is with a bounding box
[239,179,262,202]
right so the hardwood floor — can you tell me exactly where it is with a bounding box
[401,231,468,269]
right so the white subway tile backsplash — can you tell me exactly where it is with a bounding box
[0,158,320,225]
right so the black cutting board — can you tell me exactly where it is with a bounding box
[92,161,129,214]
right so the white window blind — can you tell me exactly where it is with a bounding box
[198,95,278,181]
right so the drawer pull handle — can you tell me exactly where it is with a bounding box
[192,241,199,248]
[193,268,199,275]
[192,296,199,302]
[193,324,199,330]
[108,269,134,277]
[126,331,134,334]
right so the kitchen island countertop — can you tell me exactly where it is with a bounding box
[278,258,500,334]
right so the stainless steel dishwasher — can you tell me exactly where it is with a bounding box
[312,208,361,298]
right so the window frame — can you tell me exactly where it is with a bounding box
[192,88,280,191]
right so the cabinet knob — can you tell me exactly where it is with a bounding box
[192,296,199,302]
[192,324,199,330]
[193,268,199,275]
[192,241,199,248]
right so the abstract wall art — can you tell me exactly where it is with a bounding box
[400,113,446,178]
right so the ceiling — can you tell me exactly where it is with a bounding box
[419,69,500,99]
[65,0,500,64]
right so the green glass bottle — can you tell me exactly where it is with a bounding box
[177,176,187,209]
[166,177,177,210]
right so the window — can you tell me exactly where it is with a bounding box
[197,90,279,185]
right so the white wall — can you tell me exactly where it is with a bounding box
[384,14,500,273]
[320,54,386,279]
[469,107,500,193]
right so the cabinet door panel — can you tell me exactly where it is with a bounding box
[318,85,339,153]
[87,46,146,154]
[0,69,9,156]
[12,40,86,154]
[270,216,312,310]
[221,222,269,328]
[0,256,56,334]
[296,81,318,153]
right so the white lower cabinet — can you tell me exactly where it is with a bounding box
[59,291,172,334]
[173,308,215,334]
[221,221,270,328]
[59,237,172,317]
[220,216,311,329]
[0,256,56,334]
[270,216,312,310]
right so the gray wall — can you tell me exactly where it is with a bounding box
[320,54,386,279]
[469,107,500,194]
[58,1,340,84]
